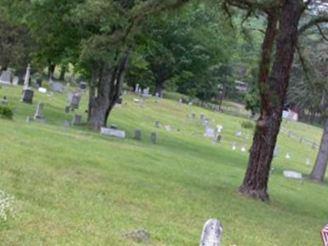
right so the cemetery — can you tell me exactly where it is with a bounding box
[0,84,327,245]
[0,0,327,245]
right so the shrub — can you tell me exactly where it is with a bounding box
[241,120,255,130]
[162,91,190,102]
[0,106,13,119]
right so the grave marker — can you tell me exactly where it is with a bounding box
[150,132,157,144]
[283,170,302,180]
[321,224,328,246]
[199,219,223,246]
[34,103,45,120]
[101,127,126,139]
[72,114,82,125]
[134,129,142,141]
[22,89,34,104]
[0,69,13,85]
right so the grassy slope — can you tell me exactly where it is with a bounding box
[0,85,327,245]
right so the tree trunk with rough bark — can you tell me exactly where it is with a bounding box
[88,53,129,130]
[59,65,67,81]
[239,0,303,201]
[310,119,328,182]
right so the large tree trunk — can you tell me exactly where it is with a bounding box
[48,62,56,81]
[310,119,328,182]
[59,64,67,81]
[239,0,303,201]
[88,52,129,130]
[155,78,165,97]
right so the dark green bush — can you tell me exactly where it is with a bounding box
[241,120,255,130]
[0,106,13,119]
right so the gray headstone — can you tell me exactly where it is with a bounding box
[1,96,8,105]
[22,89,34,104]
[51,82,64,93]
[150,132,157,144]
[64,106,70,114]
[200,219,223,246]
[79,82,87,90]
[34,103,44,120]
[0,70,13,84]
[70,92,81,109]
[134,129,142,141]
[64,120,71,128]
[155,121,160,128]
[191,112,196,119]
[72,114,82,125]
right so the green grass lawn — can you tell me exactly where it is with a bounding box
[0,85,327,245]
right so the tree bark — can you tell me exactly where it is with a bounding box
[310,119,328,182]
[239,0,303,201]
[155,78,165,97]
[59,64,67,81]
[88,52,129,130]
[48,63,56,80]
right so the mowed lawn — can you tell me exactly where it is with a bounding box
[0,85,327,245]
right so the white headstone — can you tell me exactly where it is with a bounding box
[204,127,215,138]
[0,70,13,85]
[23,64,31,89]
[100,127,126,139]
[283,170,302,180]
[38,87,47,94]
[199,219,223,246]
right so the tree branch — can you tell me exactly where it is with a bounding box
[299,16,328,34]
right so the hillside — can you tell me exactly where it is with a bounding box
[0,85,327,245]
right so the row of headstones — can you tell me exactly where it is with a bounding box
[282,127,319,150]
[100,127,158,144]
[26,102,83,126]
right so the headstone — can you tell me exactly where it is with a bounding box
[200,113,205,121]
[22,89,34,104]
[64,120,71,128]
[124,229,150,243]
[72,114,82,125]
[135,84,140,94]
[164,125,171,132]
[150,132,157,144]
[1,96,8,105]
[70,92,81,109]
[23,64,31,89]
[191,112,196,119]
[283,170,302,180]
[36,78,42,88]
[199,219,223,246]
[116,97,123,105]
[235,131,242,137]
[213,134,222,143]
[273,146,280,157]
[216,125,223,133]
[79,82,87,90]
[306,158,311,166]
[12,76,19,86]
[64,106,70,114]
[51,82,64,93]
[141,87,150,98]
[26,116,32,123]
[321,224,328,246]
[38,87,47,94]
[204,127,215,138]
[155,121,160,128]
[232,142,237,151]
[134,129,142,141]
[0,70,13,85]
[34,103,45,120]
[100,127,126,139]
